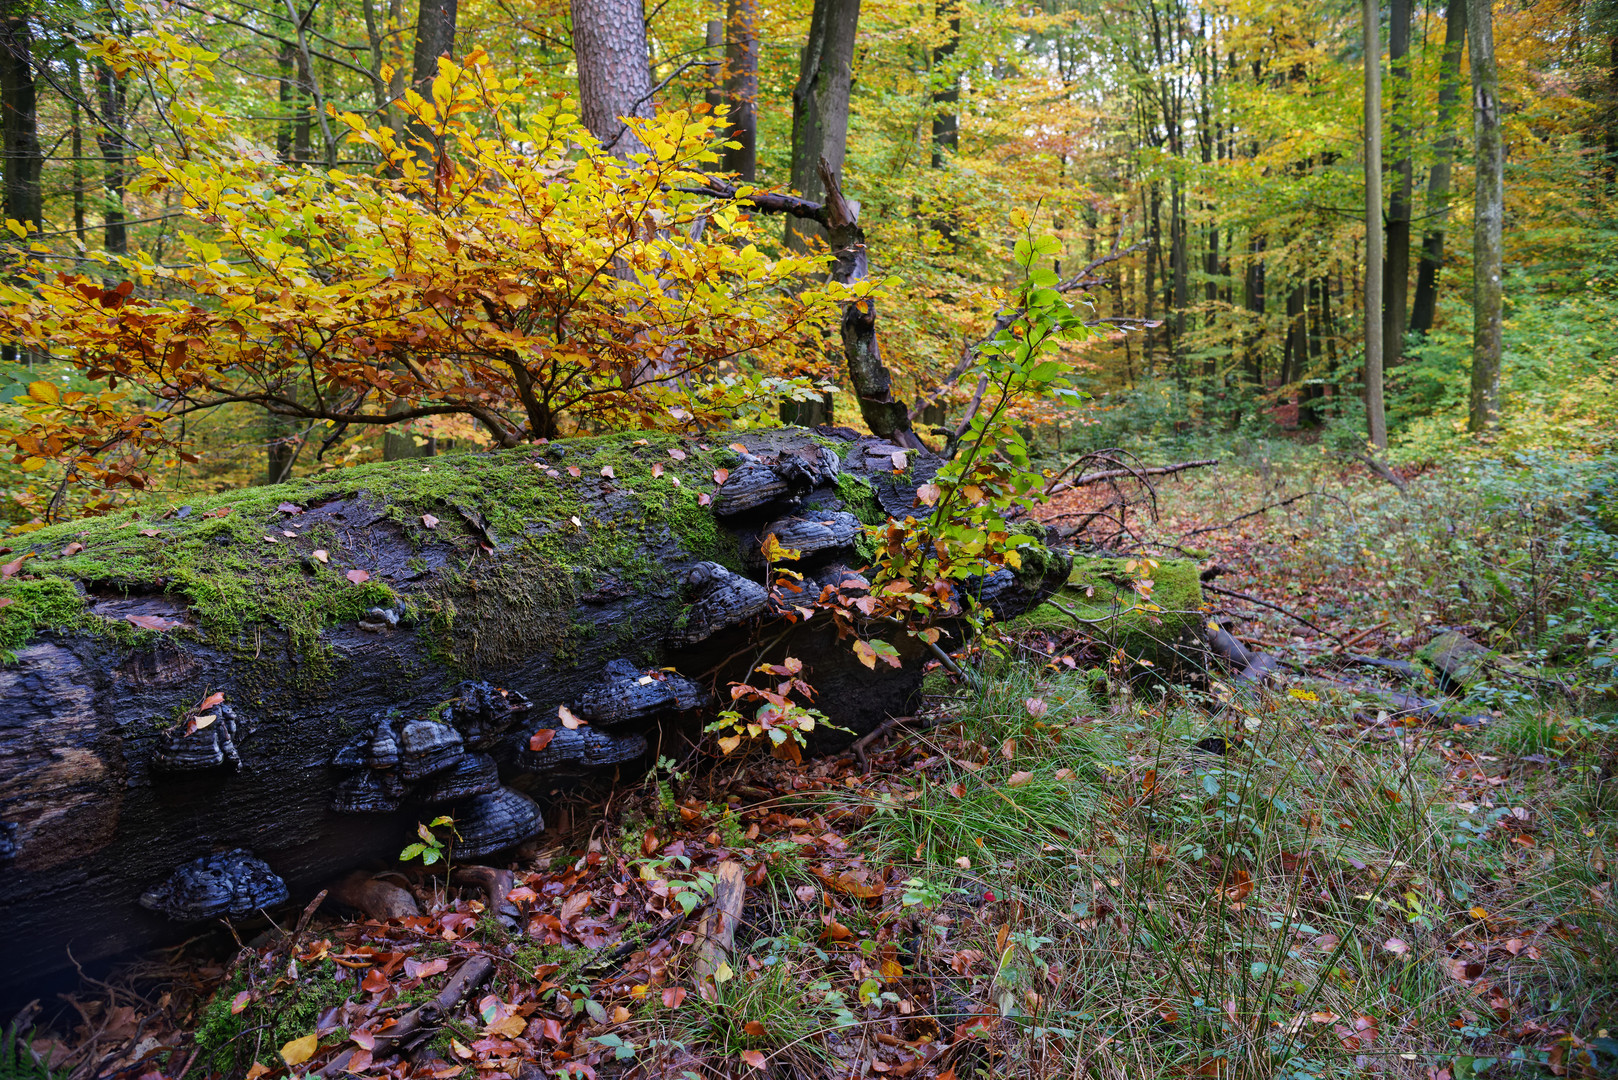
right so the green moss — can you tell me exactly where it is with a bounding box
[1007,556,1203,663]
[193,959,361,1074]
[0,433,747,668]
[835,473,886,528]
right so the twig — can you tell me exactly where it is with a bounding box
[1203,582,1346,644]
[1046,458,1218,497]
[1336,621,1388,651]
[1353,450,1408,494]
[1179,491,1315,537]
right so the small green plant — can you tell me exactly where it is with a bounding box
[401,814,457,867]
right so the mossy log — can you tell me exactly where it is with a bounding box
[0,427,1070,1004]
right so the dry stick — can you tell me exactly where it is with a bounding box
[1336,621,1389,651]
[1202,582,1346,645]
[1179,491,1316,538]
[849,714,949,770]
[319,955,496,1077]
[1046,458,1219,497]
[692,861,748,982]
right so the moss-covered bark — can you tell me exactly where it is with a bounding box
[1006,556,1205,664]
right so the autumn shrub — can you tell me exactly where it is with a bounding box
[0,40,861,524]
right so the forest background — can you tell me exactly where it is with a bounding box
[0,0,1614,525]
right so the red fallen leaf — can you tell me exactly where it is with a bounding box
[61,542,84,556]
[528,729,556,752]
[422,514,439,528]
[350,1031,377,1051]
[361,968,390,994]
[126,614,181,632]
[661,986,687,1008]
[567,465,582,477]
[198,692,225,710]
[404,956,448,979]
[138,528,161,537]
[713,468,730,484]
[743,1021,768,1037]
[668,448,686,461]
[345,569,371,584]
[535,1016,566,1043]
[651,462,664,478]
[277,502,302,514]
[345,1049,373,1073]
[698,493,711,506]
[2,553,34,578]
[1441,957,1484,982]
[741,1050,767,1069]
[0,597,12,608]
[230,990,252,1014]
[202,506,231,518]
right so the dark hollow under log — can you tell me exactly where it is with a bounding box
[0,427,1067,1006]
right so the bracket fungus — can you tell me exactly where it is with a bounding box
[139,849,288,921]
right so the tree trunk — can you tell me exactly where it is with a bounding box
[94,60,127,258]
[0,429,1070,1008]
[1364,0,1387,449]
[1409,0,1466,337]
[1383,0,1412,365]
[1,1,42,236]
[722,0,758,180]
[1468,0,1503,432]
[571,0,653,157]
[929,0,959,248]
[785,0,859,251]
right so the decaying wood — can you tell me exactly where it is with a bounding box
[692,859,747,982]
[1045,457,1220,497]
[0,427,1070,1007]
[452,865,519,929]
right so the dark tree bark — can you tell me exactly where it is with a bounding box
[1,0,43,237]
[0,428,1067,1008]
[785,0,859,251]
[930,0,959,169]
[1383,0,1413,364]
[93,58,126,257]
[722,0,758,180]
[1410,0,1466,337]
[571,0,653,157]
[1469,0,1503,431]
[1364,0,1387,448]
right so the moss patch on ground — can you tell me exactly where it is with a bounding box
[1007,556,1203,662]
[0,433,743,666]
[191,958,363,1075]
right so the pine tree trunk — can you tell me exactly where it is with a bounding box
[1468,0,1503,431]
[571,0,653,157]
[0,1,42,240]
[722,0,758,180]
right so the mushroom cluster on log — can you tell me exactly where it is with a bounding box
[0,427,1068,1005]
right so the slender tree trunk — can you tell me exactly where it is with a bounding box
[785,0,860,251]
[93,61,126,258]
[930,0,959,168]
[722,0,758,180]
[1244,234,1265,391]
[68,56,87,250]
[1410,0,1466,336]
[1383,0,1412,364]
[1468,0,1502,432]
[704,16,724,112]
[1364,0,1387,449]
[1282,282,1306,389]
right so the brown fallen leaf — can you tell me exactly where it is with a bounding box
[744,1021,768,1037]
[558,705,584,729]
[126,614,181,632]
[741,1050,767,1069]
[1,553,34,578]
[668,448,686,461]
[311,549,329,563]
[662,986,687,1008]
[713,467,730,484]
[0,597,14,609]
[422,514,439,528]
[567,465,582,477]
[60,542,84,556]
[528,729,556,752]
[600,465,615,478]
[345,569,371,584]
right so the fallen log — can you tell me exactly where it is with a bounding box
[0,427,1072,1006]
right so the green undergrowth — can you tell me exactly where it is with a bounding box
[191,957,372,1075]
[0,432,746,666]
[823,665,1618,1079]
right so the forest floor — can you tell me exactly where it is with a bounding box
[11,444,1618,1080]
